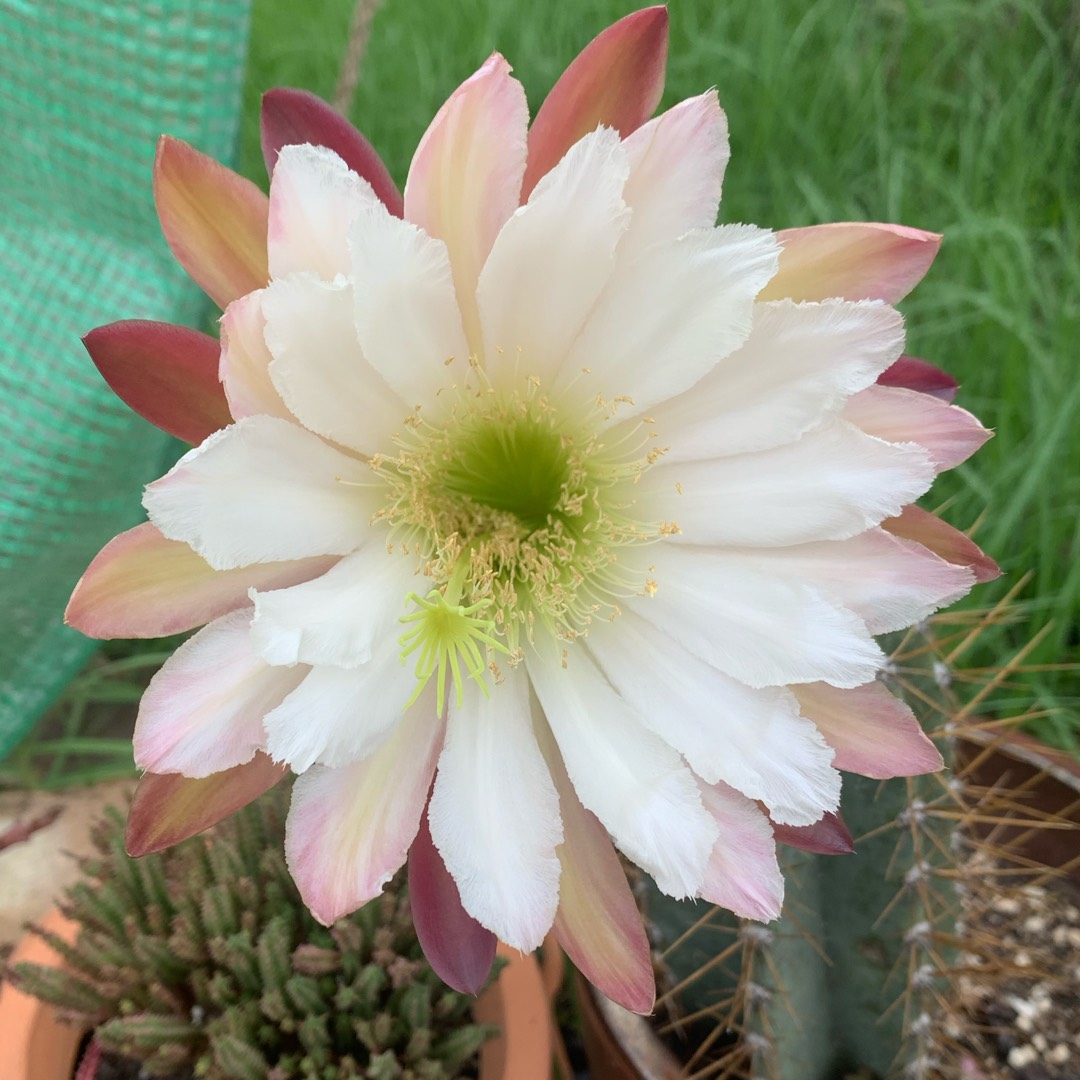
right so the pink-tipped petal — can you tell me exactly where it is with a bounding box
[523,6,669,198]
[125,754,286,856]
[219,290,291,420]
[154,135,269,309]
[285,694,443,926]
[133,609,306,778]
[698,781,785,921]
[772,811,854,856]
[844,385,992,471]
[761,222,942,304]
[878,355,959,402]
[882,505,1001,583]
[795,680,944,779]
[66,522,335,639]
[404,54,528,353]
[409,808,497,995]
[535,718,654,1014]
[82,320,231,444]
[260,87,403,216]
[620,90,730,260]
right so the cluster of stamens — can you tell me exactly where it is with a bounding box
[370,367,665,705]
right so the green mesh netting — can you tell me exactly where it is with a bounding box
[0,0,253,759]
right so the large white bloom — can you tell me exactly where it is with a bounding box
[70,23,994,1013]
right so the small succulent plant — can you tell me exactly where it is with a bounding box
[8,790,496,1079]
[644,602,1076,1080]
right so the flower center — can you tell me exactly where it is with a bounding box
[375,377,658,682]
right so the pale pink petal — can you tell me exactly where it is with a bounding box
[772,811,854,855]
[882,505,1001,583]
[478,126,630,388]
[619,91,729,260]
[429,669,562,952]
[535,717,654,1014]
[285,691,443,925]
[843,384,992,471]
[219,290,291,421]
[143,416,375,571]
[348,208,470,404]
[126,754,286,856]
[523,6,668,198]
[795,680,943,779]
[698,781,784,921]
[558,224,779,416]
[263,273,406,455]
[761,222,941,304]
[260,88,403,216]
[526,639,718,899]
[625,544,884,690]
[267,144,381,279]
[66,522,335,639]
[409,809,497,995]
[133,610,306,778]
[586,610,840,826]
[250,544,424,668]
[83,320,231,444]
[644,419,935,548]
[405,54,528,354]
[650,299,904,463]
[263,634,416,773]
[728,528,975,634]
[153,136,269,309]
[878,355,958,401]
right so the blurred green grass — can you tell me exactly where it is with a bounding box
[239,0,1078,747]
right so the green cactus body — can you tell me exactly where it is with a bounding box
[8,790,498,1080]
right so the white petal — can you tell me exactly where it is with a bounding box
[284,687,443,925]
[586,610,840,825]
[349,208,470,403]
[620,91,729,260]
[250,545,424,668]
[263,273,406,455]
[133,610,305,777]
[268,144,381,279]
[143,416,375,570]
[650,299,905,463]
[219,290,291,421]
[729,528,975,635]
[428,668,562,952]
[527,639,718,899]
[625,544,884,689]
[559,225,778,417]
[698,781,785,920]
[643,419,936,548]
[477,126,630,387]
[263,633,416,772]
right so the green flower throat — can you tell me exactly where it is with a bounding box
[372,380,660,703]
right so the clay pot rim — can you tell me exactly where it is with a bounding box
[0,909,555,1080]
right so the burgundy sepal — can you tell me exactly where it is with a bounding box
[773,811,855,855]
[261,87,403,217]
[408,809,497,994]
[83,319,231,444]
[878,355,958,402]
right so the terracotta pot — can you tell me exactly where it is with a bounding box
[0,912,555,1080]
[577,731,1080,1080]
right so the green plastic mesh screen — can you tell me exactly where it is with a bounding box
[0,0,253,759]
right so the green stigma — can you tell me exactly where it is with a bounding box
[399,588,509,710]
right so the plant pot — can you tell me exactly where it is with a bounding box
[0,911,555,1080]
[576,730,1080,1080]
